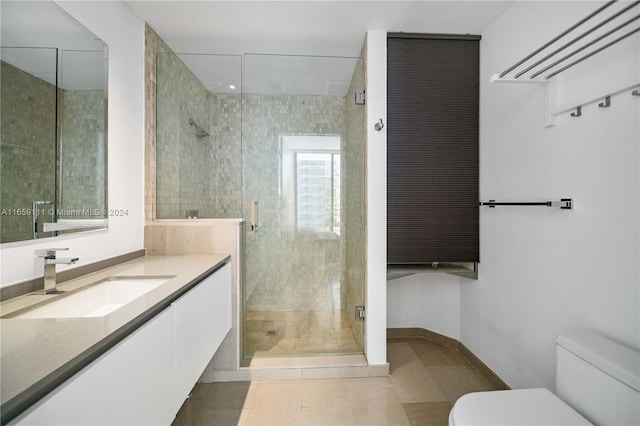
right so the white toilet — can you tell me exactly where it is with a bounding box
[449,332,640,425]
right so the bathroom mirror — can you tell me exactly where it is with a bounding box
[0,1,108,244]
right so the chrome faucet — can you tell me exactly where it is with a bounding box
[35,248,79,294]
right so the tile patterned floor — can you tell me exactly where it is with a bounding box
[244,309,361,357]
[172,338,497,426]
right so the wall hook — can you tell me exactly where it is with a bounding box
[570,106,582,117]
[598,96,611,108]
[632,89,640,96]
[374,119,384,131]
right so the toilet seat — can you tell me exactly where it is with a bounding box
[449,388,593,425]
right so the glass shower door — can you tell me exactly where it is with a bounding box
[242,53,365,359]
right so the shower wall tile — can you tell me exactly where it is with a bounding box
[59,90,106,219]
[156,51,205,219]
[155,51,242,220]
[1,61,56,243]
[210,94,242,217]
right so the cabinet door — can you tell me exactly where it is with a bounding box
[13,307,176,426]
[174,262,231,409]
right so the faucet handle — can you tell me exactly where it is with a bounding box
[35,248,69,258]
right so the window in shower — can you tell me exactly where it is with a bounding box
[281,134,341,236]
[295,151,340,235]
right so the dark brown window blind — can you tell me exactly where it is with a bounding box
[387,33,480,264]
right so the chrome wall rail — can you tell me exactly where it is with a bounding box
[528,13,640,79]
[497,0,639,80]
[498,0,619,78]
[479,199,573,210]
[545,26,640,79]
[490,0,640,127]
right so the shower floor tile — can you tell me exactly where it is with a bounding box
[244,309,360,358]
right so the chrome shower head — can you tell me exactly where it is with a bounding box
[188,118,209,139]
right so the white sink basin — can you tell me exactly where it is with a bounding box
[8,276,174,319]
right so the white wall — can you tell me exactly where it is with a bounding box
[388,273,461,340]
[368,28,464,359]
[0,1,145,286]
[461,1,640,390]
[365,31,388,365]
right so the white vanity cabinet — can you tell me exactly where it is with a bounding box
[174,262,231,410]
[11,261,232,426]
[12,307,177,425]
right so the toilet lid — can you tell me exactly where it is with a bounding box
[449,388,593,425]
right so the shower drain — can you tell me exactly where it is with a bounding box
[265,329,278,336]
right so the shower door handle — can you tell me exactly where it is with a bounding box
[250,200,258,232]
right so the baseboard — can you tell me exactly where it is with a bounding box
[457,341,510,390]
[388,327,510,390]
[387,327,459,349]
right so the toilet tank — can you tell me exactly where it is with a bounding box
[556,332,640,426]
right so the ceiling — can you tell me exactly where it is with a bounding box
[1,1,517,95]
[126,1,514,57]
[127,1,515,95]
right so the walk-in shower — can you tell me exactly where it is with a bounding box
[155,51,366,360]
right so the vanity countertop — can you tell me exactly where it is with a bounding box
[0,254,230,423]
